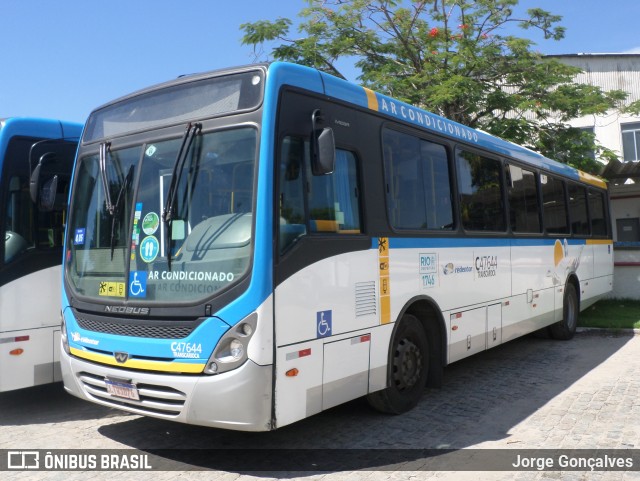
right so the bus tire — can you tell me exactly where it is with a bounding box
[549,283,578,341]
[367,314,428,414]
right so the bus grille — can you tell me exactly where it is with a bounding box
[76,317,194,339]
[78,371,186,417]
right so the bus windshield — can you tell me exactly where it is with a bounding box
[66,126,257,303]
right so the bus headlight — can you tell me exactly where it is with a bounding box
[60,312,70,355]
[204,313,257,375]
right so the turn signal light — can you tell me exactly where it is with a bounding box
[9,349,24,356]
[286,368,299,377]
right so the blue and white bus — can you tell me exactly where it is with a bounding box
[60,62,612,430]
[1,117,80,392]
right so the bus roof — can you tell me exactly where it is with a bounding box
[265,62,607,190]
[0,117,82,141]
[81,61,607,190]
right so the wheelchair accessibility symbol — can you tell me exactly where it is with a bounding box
[129,271,147,298]
[316,310,332,338]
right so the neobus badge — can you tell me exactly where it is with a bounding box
[104,306,150,315]
[114,352,129,363]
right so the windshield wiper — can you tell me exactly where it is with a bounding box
[162,122,201,270]
[110,165,134,260]
[99,142,115,215]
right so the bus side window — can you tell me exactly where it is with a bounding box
[279,137,307,253]
[589,189,608,236]
[4,175,32,263]
[568,183,590,235]
[383,131,424,229]
[541,175,569,234]
[456,149,505,232]
[382,128,453,231]
[278,136,362,253]
[508,164,541,233]
[308,149,361,235]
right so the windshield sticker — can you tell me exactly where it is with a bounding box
[73,228,86,245]
[142,212,160,235]
[98,281,125,297]
[129,271,148,298]
[139,236,159,263]
[146,145,157,157]
[134,203,143,220]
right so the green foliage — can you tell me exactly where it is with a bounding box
[241,0,634,174]
[579,299,640,329]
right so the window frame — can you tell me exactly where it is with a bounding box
[587,187,610,238]
[540,173,570,236]
[381,126,456,234]
[567,181,590,237]
[506,162,542,235]
[277,134,364,255]
[454,146,507,234]
[621,122,640,162]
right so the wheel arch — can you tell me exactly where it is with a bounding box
[393,295,447,387]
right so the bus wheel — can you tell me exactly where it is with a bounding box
[367,314,428,414]
[549,283,579,340]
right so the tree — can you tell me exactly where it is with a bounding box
[241,0,632,174]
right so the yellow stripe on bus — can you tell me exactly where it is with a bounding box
[378,237,390,324]
[70,347,205,373]
[578,170,607,189]
[586,239,613,245]
[363,87,379,111]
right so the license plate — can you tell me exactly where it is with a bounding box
[105,379,140,401]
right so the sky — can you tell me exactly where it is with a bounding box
[2,0,639,124]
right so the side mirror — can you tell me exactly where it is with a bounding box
[310,109,335,176]
[39,175,59,212]
[30,152,59,211]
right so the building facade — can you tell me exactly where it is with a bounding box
[555,54,640,299]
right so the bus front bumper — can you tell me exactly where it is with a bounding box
[60,348,273,431]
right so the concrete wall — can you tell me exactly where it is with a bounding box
[609,183,640,299]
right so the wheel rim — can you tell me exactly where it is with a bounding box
[392,338,423,391]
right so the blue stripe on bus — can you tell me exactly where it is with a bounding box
[320,71,370,108]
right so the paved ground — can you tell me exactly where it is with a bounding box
[1,330,640,480]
